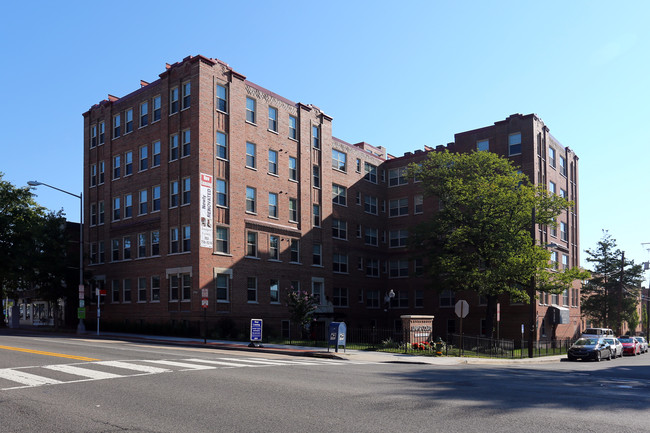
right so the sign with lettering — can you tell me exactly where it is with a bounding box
[200,173,213,249]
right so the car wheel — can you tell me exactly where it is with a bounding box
[607,351,612,361]
[595,351,601,362]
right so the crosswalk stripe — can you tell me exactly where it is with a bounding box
[143,360,217,370]
[0,369,63,386]
[94,361,171,374]
[239,358,324,365]
[43,364,123,380]
[184,358,263,367]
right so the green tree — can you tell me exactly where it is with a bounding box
[582,231,644,334]
[286,288,318,337]
[409,150,589,338]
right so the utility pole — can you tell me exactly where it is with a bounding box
[618,251,625,336]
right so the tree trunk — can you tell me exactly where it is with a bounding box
[484,295,498,339]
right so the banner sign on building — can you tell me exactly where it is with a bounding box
[200,173,213,248]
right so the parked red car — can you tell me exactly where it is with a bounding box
[619,337,640,356]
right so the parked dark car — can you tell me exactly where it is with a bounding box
[567,337,612,362]
[619,337,640,356]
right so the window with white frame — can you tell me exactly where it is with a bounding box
[268,106,278,132]
[312,204,320,227]
[312,243,322,266]
[289,198,298,222]
[269,235,279,260]
[140,101,148,127]
[560,221,568,241]
[90,203,97,226]
[332,184,347,205]
[270,279,280,303]
[111,239,120,261]
[312,165,320,188]
[112,197,121,221]
[98,201,105,224]
[113,114,121,138]
[216,227,229,254]
[550,251,559,269]
[139,146,148,171]
[181,177,190,205]
[246,142,256,168]
[152,186,161,211]
[152,140,161,167]
[388,167,408,186]
[216,179,227,207]
[170,180,179,208]
[181,129,190,157]
[364,195,378,215]
[246,97,256,123]
[289,115,297,140]
[138,233,146,258]
[123,236,131,260]
[508,132,522,156]
[98,241,105,263]
[90,125,97,148]
[332,218,347,240]
[170,133,179,161]
[151,230,160,256]
[138,277,147,302]
[113,155,121,179]
[414,195,423,214]
[125,109,133,134]
[366,258,379,277]
[90,164,97,187]
[549,147,556,168]
[124,194,132,218]
[247,277,257,302]
[181,274,191,301]
[312,126,320,149]
[246,187,256,213]
[246,231,258,257]
[312,278,324,305]
[333,287,348,307]
[389,198,408,217]
[216,274,229,302]
[169,275,179,301]
[289,157,298,181]
[440,290,455,307]
[366,290,379,308]
[389,259,409,278]
[182,225,190,252]
[181,81,190,110]
[268,150,278,175]
[477,139,489,151]
[365,228,378,246]
[290,239,300,262]
[170,87,179,114]
[170,227,179,254]
[562,254,569,270]
[153,95,161,122]
[364,162,377,183]
[216,131,227,160]
[333,253,348,273]
[139,189,148,215]
[216,84,227,112]
[332,149,346,171]
[112,280,120,303]
[390,290,409,308]
[99,121,105,144]
[559,155,567,176]
[549,181,556,195]
[415,290,424,307]
[124,151,133,176]
[98,161,105,184]
[389,229,408,247]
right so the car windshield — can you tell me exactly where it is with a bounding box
[604,339,615,344]
[574,338,598,346]
[619,338,633,343]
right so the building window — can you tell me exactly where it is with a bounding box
[549,181,556,195]
[312,204,320,227]
[332,184,347,206]
[356,224,361,238]
[169,275,179,301]
[124,151,133,176]
[125,109,133,134]
[268,107,278,132]
[113,155,121,180]
[559,156,567,176]
[312,126,320,149]
[152,141,161,167]
[366,290,379,308]
[123,194,133,218]
[550,218,557,237]
[216,274,229,302]
[246,142,256,168]
[246,97,256,123]
[364,195,378,215]
[332,149,347,172]
[440,290,455,307]
[139,146,148,171]
[268,193,278,218]
[356,192,361,205]
[333,253,348,273]
[389,259,409,278]
[170,180,179,208]
[268,150,278,175]
[247,277,257,302]
[170,227,179,254]
[415,290,424,307]
[290,239,300,262]
[216,179,227,207]
[153,95,161,122]
[560,188,567,200]
[312,243,322,266]
[366,258,379,277]
[549,147,556,168]
[216,227,229,254]
[289,198,298,222]
[364,162,377,183]
[269,235,280,260]
[390,290,409,308]
[388,167,408,186]
[138,233,147,258]
[89,243,97,264]
[414,258,424,275]
[99,121,105,145]
[170,133,179,161]
[508,132,522,156]
[112,280,120,303]
[98,161,105,184]
[414,195,423,214]
[138,277,147,302]
[98,241,105,263]
[289,115,297,140]
[246,231,258,257]
[90,125,97,148]
[560,221,568,241]
[289,156,298,181]
[216,84,227,112]
[113,114,121,138]
[550,251,559,269]
[270,279,280,303]
[333,287,348,307]
[562,254,569,270]
[312,165,320,188]
[312,279,324,305]
[182,225,190,252]
[98,201,105,225]
[181,82,191,110]
[170,87,179,114]
[182,274,191,301]
[112,197,121,221]
[182,129,190,157]
[182,177,191,205]
[90,203,97,226]
[152,186,161,212]
[111,239,120,261]
[389,229,408,247]
[216,131,227,159]
[90,164,97,187]
[332,218,347,240]
[151,230,160,256]
[365,228,378,246]
[140,101,148,127]
[246,187,256,213]
[477,139,489,151]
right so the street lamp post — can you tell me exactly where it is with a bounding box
[28,180,85,334]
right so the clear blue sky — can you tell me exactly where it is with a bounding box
[1,1,649,280]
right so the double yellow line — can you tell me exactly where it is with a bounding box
[0,345,99,361]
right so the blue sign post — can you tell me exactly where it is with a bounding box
[249,319,263,348]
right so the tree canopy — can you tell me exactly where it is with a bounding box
[582,231,644,334]
[409,150,589,336]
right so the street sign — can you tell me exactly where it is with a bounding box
[77,308,86,319]
[250,319,263,342]
[455,300,469,318]
[201,288,208,298]
[201,298,209,308]
[497,302,500,322]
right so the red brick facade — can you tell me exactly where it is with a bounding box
[82,56,581,341]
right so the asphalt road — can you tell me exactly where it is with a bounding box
[1,332,649,433]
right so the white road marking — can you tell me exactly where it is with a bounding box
[183,358,264,368]
[143,360,217,370]
[43,364,123,380]
[94,360,171,373]
[0,369,63,386]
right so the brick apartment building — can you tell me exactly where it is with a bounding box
[82,55,582,341]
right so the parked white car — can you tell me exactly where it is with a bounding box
[603,337,623,358]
